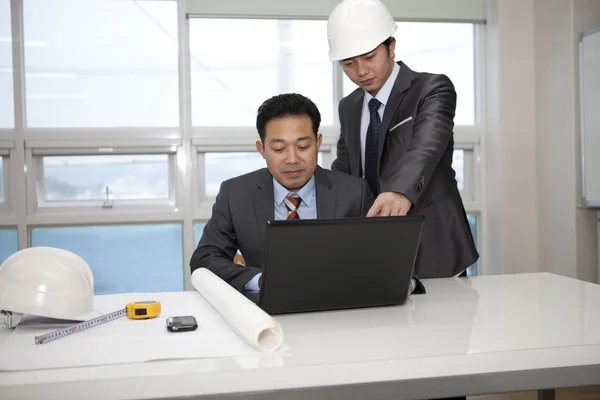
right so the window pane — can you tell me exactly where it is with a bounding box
[452,149,464,192]
[31,224,183,295]
[204,152,323,197]
[43,155,169,202]
[193,222,205,247]
[0,0,14,128]
[0,157,4,202]
[24,0,179,127]
[0,228,18,264]
[287,21,333,126]
[343,22,474,125]
[204,152,266,196]
[194,221,244,260]
[190,19,333,127]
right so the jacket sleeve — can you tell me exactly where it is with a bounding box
[360,179,375,216]
[380,74,456,206]
[189,181,261,292]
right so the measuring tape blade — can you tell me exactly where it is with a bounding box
[34,308,127,345]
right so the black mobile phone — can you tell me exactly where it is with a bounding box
[166,316,198,332]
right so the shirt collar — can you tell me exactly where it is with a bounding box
[273,174,316,207]
[363,62,400,107]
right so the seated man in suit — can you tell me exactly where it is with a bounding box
[190,93,423,295]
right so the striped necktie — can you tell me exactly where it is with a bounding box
[284,195,301,220]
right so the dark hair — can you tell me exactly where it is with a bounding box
[382,37,394,51]
[256,93,321,142]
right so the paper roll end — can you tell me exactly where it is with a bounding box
[257,328,283,352]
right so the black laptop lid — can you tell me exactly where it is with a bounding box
[258,215,424,315]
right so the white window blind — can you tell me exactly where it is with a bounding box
[186,0,486,23]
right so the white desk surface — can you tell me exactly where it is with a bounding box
[1,272,600,400]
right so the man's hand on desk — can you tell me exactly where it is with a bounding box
[367,192,412,217]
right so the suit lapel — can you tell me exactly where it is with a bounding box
[315,167,336,219]
[348,91,364,176]
[379,61,412,162]
[254,169,275,245]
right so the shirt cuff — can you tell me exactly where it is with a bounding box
[244,272,262,292]
[410,278,416,294]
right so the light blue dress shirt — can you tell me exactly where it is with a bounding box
[244,176,317,291]
[273,175,317,221]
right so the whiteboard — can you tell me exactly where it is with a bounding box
[579,27,600,208]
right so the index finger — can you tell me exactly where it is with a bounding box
[366,200,382,217]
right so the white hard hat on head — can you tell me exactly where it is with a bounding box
[0,247,99,322]
[327,0,397,61]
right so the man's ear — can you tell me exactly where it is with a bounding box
[388,37,396,59]
[256,140,266,159]
[316,133,323,151]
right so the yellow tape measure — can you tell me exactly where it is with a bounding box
[35,300,161,345]
[125,300,162,319]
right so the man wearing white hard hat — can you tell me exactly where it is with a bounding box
[327,0,478,283]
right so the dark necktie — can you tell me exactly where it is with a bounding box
[284,195,301,220]
[365,98,382,196]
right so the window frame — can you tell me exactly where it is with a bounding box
[0,140,14,216]
[26,140,182,216]
[3,2,487,287]
[187,15,484,220]
[188,17,336,130]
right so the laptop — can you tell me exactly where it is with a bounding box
[248,215,424,315]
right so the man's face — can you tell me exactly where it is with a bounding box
[256,115,322,192]
[340,39,396,96]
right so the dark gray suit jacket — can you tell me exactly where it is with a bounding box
[190,166,377,292]
[333,61,479,278]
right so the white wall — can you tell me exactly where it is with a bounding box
[485,0,539,276]
[534,0,579,280]
[485,0,600,283]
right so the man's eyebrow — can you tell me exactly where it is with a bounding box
[269,136,312,144]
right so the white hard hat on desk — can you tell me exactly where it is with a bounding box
[327,0,397,61]
[0,247,100,328]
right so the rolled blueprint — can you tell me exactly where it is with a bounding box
[191,268,284,352]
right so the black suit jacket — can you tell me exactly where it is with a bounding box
[191,167,380,292]
[333,61,479,278]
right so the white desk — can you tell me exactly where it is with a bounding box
[1,272,600,400]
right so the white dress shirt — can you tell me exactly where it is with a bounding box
[360,62,401,175]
